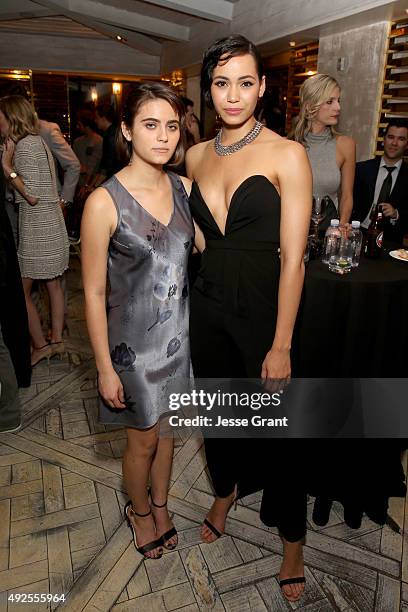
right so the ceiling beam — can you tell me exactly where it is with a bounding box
[32,0,162,55]
[33,0,190,41]
[139,0,233,23]
[80,19,162,56]
[0,9,56,20]
[0,31,160,75]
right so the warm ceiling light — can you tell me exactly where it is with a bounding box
[116,35,122,41]
[112,82,122,95]
[289,41,296,47]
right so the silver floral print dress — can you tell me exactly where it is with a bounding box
[99,172,194,428]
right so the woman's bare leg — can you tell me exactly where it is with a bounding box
[150,426,177,547]
[22,278,47,348]
[279,538,305,602]
[44,277,65,343]
[123,425,162,558]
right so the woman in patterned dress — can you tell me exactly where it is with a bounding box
[81,83,193,560]
[0,96,69,366]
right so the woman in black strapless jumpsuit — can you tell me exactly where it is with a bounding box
[190,176,307,540]
[187,35,312,604]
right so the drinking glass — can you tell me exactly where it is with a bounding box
[311,196,322,227]
[328,237,353,274]
[311,195,328,236]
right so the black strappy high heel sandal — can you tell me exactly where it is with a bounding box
[279,577,306,594]
[124,500,163,559]
[149,491,178,551]
[202,485,238,542]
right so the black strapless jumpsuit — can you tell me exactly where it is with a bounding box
[189,175,307,542]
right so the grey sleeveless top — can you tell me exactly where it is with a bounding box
[99,172,194,428]
[304,128,341,209]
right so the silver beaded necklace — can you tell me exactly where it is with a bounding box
[214,120,263,156]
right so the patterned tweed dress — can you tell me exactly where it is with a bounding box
[14,134,69,279]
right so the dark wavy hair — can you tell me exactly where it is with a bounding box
[201,34,263,109]
[117,82,186,167]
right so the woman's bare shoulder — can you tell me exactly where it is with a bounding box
[336,134,356,151]
[260,130,307,162]
[85,185,116,212]
[186,140,212,163]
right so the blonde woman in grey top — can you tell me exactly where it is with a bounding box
[293,74,355,224]
[0,96,68,366]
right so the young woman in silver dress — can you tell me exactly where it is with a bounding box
[82,83,193,559]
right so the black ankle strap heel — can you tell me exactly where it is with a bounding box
[149,489,178,550]
[124,500,163,559]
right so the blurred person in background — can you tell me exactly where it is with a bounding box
[0,95,69,366]
[73,109,103,188]
[70,109,103,239]
[353,119,408,243]
[1,82,80,240]
[181,96,201,147]
[92,103,122,185]
[291,73,355,226]
[39,117,80,211]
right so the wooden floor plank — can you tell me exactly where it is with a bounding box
[1,432,124,493]
[47,527,73,611]
[20,363,95,427]
[0,559,48,592]
[374,574,400,611]
[0,499,10,570]
[42,462,64,513]
[11,503,99,538]
[82,543,142,612]
[95,483,123,541]
[58,521,131,611]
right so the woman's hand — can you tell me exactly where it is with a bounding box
[98,368,126,409]
[261,347,291,391]
[27,194,39,206]
[1,137,15,171]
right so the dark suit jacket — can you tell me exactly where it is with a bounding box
[0,167,31,387]
[353,157,408,243]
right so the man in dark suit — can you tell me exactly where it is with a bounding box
[353,119,408,243]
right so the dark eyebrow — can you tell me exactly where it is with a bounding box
[213,75,256,81]
[141,117,179,124]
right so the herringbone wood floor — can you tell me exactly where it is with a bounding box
[0,260,407,611]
